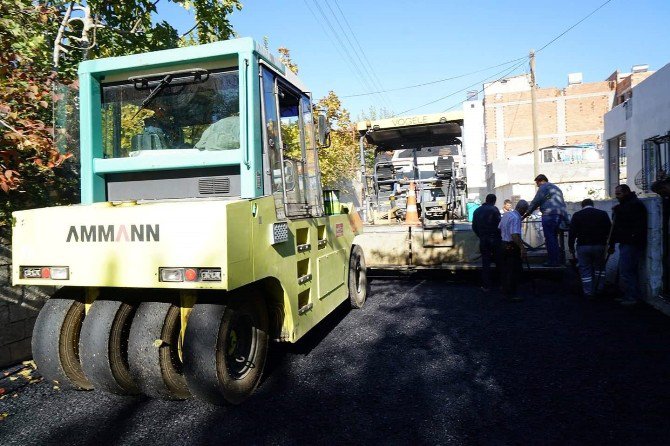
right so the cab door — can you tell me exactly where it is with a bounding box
[260,66,313,219]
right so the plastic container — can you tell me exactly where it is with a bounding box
[466,201,480,222]
[323,189,340,215]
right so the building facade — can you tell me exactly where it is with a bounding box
[604,63,670,196]
[481,68,653,203]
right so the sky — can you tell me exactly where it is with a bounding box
[158,0,670,120]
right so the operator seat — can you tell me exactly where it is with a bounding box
[435,156,454,179]
[375,162,396,192]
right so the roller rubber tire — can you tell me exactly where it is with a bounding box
[80,299,139,395]
[32,297,93,390]
[348,245,367,309]
[183,296,269,405]
[128,301,190,400]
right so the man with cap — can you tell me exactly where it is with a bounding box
[568,198,612,298]
[524,174,567,267]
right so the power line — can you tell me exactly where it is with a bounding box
[342,0,615,115]
[322,0,393,111]
[442,60,529,112]
[305,0,386,110]
[392,58,528,117]
[341,56,527,98]
[331,0,394,111]
[536,0,615,53]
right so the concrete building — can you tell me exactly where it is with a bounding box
[462,92,486,200]
[604,63,670,196]
[603,62,670,306]
[481,68,653,203]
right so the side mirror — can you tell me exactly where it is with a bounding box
[317,114,331,148]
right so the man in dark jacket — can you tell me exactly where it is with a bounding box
[472,194,501,291]
[568,198,612,298]
[608,184,648,306]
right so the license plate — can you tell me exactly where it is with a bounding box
[22,267,42,278]
[199,269,222,281]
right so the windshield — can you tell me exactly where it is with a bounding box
[101,69,239,158]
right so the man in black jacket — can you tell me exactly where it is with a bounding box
[568,198,612,298]
[608,184,648,306]
[472,194,502,291]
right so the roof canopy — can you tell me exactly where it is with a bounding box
[357,112,464,150]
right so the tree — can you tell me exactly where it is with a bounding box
[0,0,242,231]
[314,91,359,189]
[277,47,299,75]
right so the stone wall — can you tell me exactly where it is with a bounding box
[0,239,55,368]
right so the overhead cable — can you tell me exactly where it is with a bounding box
[341,56,527,98]
[536,0,615,53]
[305,0,386,110]
[392,58,528,117]
[323,0,393,111]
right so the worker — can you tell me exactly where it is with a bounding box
[568,198,612,298]
[609,184,648,306]
[524,174,567,267]
[472,193,501,291]
[501,199,513,215]
[499,200,529,301]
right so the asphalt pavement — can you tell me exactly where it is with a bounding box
[2,272,670,445]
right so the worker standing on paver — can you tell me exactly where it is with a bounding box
[568,198,612,299]
[499,200,529,301]
[609,184,648,306]
[472,193,502,291]
[524,174,568,267]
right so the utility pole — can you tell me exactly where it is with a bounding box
[529,50,539,180]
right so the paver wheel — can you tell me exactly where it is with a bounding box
[349,245,367,309]
[128,301,190,400]
[183,295,269,405]
[80,299,139,395]
[32,297,93,390]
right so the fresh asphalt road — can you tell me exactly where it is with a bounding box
[2,272,670,445]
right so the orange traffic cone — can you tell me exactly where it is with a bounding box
[404,181,420,225]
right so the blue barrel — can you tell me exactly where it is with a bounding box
[323,190,340,215]
[466,202,480,222]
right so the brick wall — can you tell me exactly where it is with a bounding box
[0,239,55,368]
[484,80,614,162]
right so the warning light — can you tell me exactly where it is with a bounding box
[41,267,51,279]
[184,268,197,281]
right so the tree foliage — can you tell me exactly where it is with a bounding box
[0,0,242,231]
[0,1,78,230]
[315,91,359,189]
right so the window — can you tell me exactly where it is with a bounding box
[618,134,627,167]
[101,69,239,158]
[543,148,555,163]
[642,133,670,192]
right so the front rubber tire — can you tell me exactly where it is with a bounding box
[183,295,269,405]
[32,297,93,390]
[128,301,190,400]
[80,299,139,395]
[349,245,367,309]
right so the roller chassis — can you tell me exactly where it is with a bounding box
[14,39,368,406]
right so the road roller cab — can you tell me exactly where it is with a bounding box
[14,38,367,405]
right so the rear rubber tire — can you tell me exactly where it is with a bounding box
[128,301,190,400]
[80,300,139,395]
[183,295,269,405]
[349,245,367,309]
[32,297,93,390]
